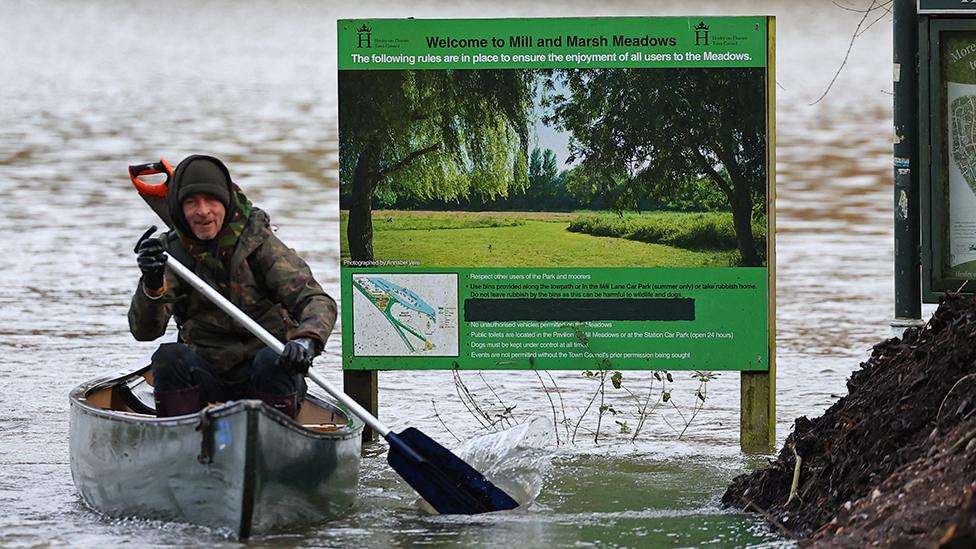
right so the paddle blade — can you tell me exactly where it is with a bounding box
[386,427,519,514]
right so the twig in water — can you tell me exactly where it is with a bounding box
[533,368,562,446]
[607,371,658,442]
[677,375,712,439]
[668,394,688,430]
[477,372,519,427]
[453,367,492,430]
[630,375,661,441]
[594,368,609,444]
[430,399,462,443]
[544,369,571,441]
[659,413,682,437]
[741,497,797,539]
[572,371,604,444]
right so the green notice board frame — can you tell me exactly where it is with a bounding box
[337,16,777,450]
[921,18,976,302]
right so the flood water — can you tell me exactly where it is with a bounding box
[0,1,911,547]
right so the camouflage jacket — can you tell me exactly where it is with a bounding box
[128,208,337,380]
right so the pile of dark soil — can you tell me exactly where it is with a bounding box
[722,292,976,544]
[804,416,976,547]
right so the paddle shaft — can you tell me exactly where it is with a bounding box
[164,256,391,437]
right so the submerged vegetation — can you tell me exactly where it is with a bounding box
[443,324,716,446]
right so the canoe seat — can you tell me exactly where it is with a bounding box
[295,395,349,427]
[118,383,156,415]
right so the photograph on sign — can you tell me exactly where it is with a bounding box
[338,17,773,371]
[339,66,766,269]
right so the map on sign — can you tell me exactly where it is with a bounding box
[947,82,976,271]
[351,273,459,356]
[950,93,976,196]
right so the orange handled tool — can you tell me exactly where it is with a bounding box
[128,159,174,228]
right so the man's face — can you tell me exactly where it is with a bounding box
[181,193,226,240]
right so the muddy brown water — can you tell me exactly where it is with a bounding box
[0,1,915,547]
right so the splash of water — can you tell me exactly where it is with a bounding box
[418,416,555,513]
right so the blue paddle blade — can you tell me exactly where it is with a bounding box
[386,427,520,514]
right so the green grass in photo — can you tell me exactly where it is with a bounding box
[568,211,766,252]
[368,211,561,231]
[341,210,735,268]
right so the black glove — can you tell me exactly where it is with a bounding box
[277,338,314,375]
[134,225,167,292]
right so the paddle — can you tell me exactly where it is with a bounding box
[162,252,519,514]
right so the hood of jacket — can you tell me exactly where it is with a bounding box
[167,155,236,242]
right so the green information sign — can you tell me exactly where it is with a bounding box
[338,17,774,371]
[339,17,766,69]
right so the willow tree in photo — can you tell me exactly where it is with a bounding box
[546,67,767,266]
[339,70,533,261]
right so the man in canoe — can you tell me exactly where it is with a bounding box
[128,155,337,419]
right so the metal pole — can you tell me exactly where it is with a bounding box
[893,0,923,325]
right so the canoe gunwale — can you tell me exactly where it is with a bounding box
[68,369,363,442]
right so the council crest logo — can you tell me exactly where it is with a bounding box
[357,24,372,49]
[694,21,710,46]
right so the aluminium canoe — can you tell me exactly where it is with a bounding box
[69,367,363,538]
